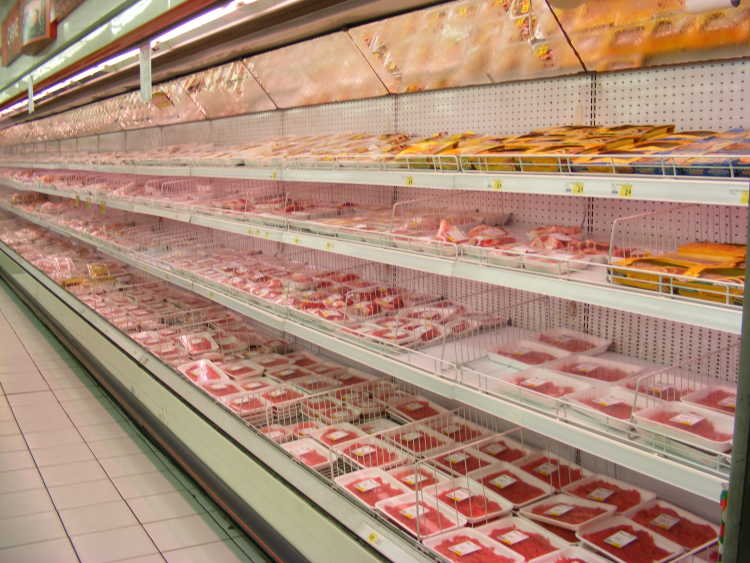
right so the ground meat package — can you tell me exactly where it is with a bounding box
[476,515,569,561]
[537,328,611,356]
[517,454,590,490]
[563,475,656,514]
[471,462,554,509]
[567,385,637,432]
[681,384,737,416]
[282,437,335,471]
[334,467,411,508]
[490,338,572,370]
[633,405,733,452]
[520,494,617,532]
[375,492,467,539]
[334,438,411,470]
[625,499,719,551]
[545,354,646,384]
[529,545,611,562]
[497,369,592,408]
[476,435,537,464]
[578,516,685,563]
[423,527,524,563]
[428,477,514,523]
[384,425,453,457]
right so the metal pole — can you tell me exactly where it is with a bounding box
[722,195,750,562]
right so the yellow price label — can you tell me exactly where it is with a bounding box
[405,175,414,186]
[617,183,633,198]
[570,182,584,195]
[271,171,278,180]
[263,232,270,239]
[491,179,502,191]
[98,202,106,214]
[292,237,301,245]
[74,196,80,207]
[367,532,379,545]
[741,190,749,205]
[324,242,334,251]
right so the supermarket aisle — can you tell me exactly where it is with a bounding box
[0,280,269,563]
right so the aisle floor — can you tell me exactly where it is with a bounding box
[0,281,268,563]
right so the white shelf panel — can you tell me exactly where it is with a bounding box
[0,202,729,502]
[3,161,749,206]
[1,180,741,334]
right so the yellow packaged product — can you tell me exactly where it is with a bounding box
[610,256,690,293]
[87,262,113,281]
[676,242,746,263]
[673,266,744,305]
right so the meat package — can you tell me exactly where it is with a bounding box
[423,527,524,563]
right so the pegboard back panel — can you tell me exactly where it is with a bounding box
[209,112,283,146]
[594,59,750,130]
[162,121,212,147]
[77,136,98,152]
[283,97,397,136]
[98,132,125,153]
[395,75,592,135]
[59,138,78,153]
[125,128,163,152]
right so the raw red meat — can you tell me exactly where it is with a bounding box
[631,504,717,549]
[435,220,468,244]
[480,470,545,505]
[560,362,630,383]
[294,448,329,468]
[435,422,483,443]
[390,468,442,490]
[319,428,359,446]
[580,396,633,420]
[432,534,515,562]
[263,387,303,404]
[496,349,556,365]
[225,395,265,414]
[268,367,308,381]
[395,400,441,420]
[434,451,490,475]
[536,521,578,543]
[343,442,398,468]
[391,430,446,453]
[528,226,582,238]
[568,479,642,512]
[383,501,456,536]
[539,334,596,353]
[290,421,322,437]
[478,440,526,463]
[344,477,404,506]
[437,488,502,519]
[531,502,606,525]
[515,376,574,398]
[645,410,731,442]
[694,389,736,414]
[555,559,590,563]
[583,524,671,563]
[487,525,558,559]
[521,458,583,488]
[201,381,240,397]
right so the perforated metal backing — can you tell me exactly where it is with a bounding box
[210,112,283,146]
[125,128,163,152]
[162,121,212,147]
[283,97,397,136]
[98,132,125,152]
[77,136,98,152]
[59,138,78,153]
[595,60,750,130]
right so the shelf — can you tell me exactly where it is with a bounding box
[1,179,742,334]
[0,202,730,502]
[2,160,749,206]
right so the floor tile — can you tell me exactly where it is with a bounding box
[49,478,121,510]
[6,390,56,407]
[0,511,66,549]
[72,525,158,563]
[116,555,165,563]
[145,514,228,552]
[99,453,165,479]
[127,490,206,524]
[78,421,129,442]
[0,448,35,472]
[0,488,54,518]
[114,471,185,500]
[53,386,105,402]
[0,538,78,563]
[60,398,114,415]
[24,427,83,450]
[0,467,43,494]
[39,459,107,487]
[0,420,19,436]
[0,375,49,394]
[14,413,74,433]
[60,499,138,536]
[0,433,26,452]
[88,436,147,459]
[163,540,252,563]
[31,441,94,467]
[68,408,121,428]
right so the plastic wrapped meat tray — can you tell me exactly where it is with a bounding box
[428,477,514,524]
[471,463,554,509]
[494,369,592,408]
[624,498,719,552]
[423,527,524,563]
[545,354,647,384]
[633,404,733,452]
[476,516,569,561]
[375,492,467,539]
[520,493,617,532]
[567,385,638,432]
[282,437,335,471]
[562,474,655,514]
[537,328,612,355]
[334,468,412,508]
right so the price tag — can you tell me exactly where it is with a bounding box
[588,487,615,501]
[595,396,624,407]
[324,242,334,251]
[573,363,598,374]
[327,430,350,442]
[405,175,414,186]
[98,201,106,215]
[400,432,422,442]
[352,445,376,457]
[445,453,469,464]
[605,530,637,548]
[354,479,379,492]
[366,531,380,545]
[278,369,295,376]
[292,237,301,245]
[245,382,264,390]
[741,190,749,205]
[569,181,585,195]
[446,488,472,502]
[719,395,736,409]
[271,171,278,180]
[535,462,558,476]
[669,413,704,427]
[544,504,573,517]
[448,541,481,556]
[402,473,427,486]
[522,377,548,388]
[491,179,502,191]
[484,443,507,456]
[490,474,517,489]
[403,401,424,412]
[74,196,80,207]
[499,530,529,545]
[84,199,91,208]
[615,183,633,198]
[651,513,680,530]
[441,424,462,435]
[400,504,420,520]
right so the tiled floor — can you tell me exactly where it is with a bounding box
[0,280,269,563]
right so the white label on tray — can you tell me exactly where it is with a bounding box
[245,382,264,390]
[403,402,424,412]
[499,530,529,545]
[490,474,517,489]
[327,431,350,442]
[296,447,312,455]
[402,473,427,486]
[484,443,507,456]
[210,383,228,390]
[574,363,598,373]
[445,453,468,464]
[651,513,681,530]
[441,424,462,435]
[523,377,548,388]
[588,487,615,502]
[535,462,558,476]
[400,432,422,442]
[596,395,624,407]
[269,389,286,398]
[669,413,705,427]
[278,369,295,376]
[545,504,573,517]
[719,396,737,409]
[328,409,348,421]
[649,383,673,393]
[354,479,379,493]
[400,504,420,520]
[448,541,481,557]
[446,488,472,502]
[604,530,638,549]
[352,446,376,457]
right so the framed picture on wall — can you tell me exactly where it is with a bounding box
[20,0,56,55]
[2,2,22,66]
